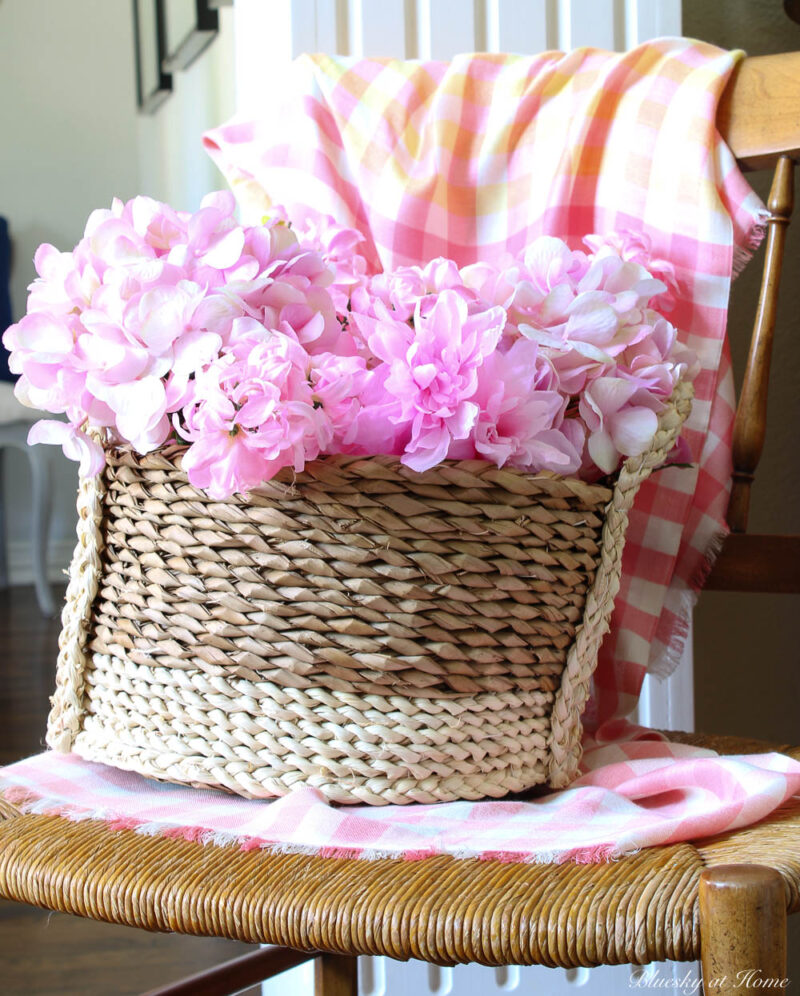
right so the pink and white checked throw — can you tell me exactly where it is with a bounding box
[4,39,797,863]
[3,732,800,862]
[202,38,768,731]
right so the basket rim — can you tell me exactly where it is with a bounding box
[102,444,617,505]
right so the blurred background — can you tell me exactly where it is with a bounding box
[0,0,236,585]
[0,1,798,994]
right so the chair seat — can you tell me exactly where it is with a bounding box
[0,732,798,970]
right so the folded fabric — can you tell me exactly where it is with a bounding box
[204,38,768,733]
[3,735,799,862]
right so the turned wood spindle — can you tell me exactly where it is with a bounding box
[727,155,795,533]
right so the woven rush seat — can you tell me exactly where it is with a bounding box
[1,733,798,969]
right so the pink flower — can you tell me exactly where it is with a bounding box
[5,195,695,492]
[27,420,105,477]
[307,352,368,446]
[26,243,99,317]
[351,258,476,330]
[579,377,661,474]
[178,327,330,497]
[3,194,348,482]
[221,250,341,352]
[366,290,505,471]
[517,247,669,395]
[468,339,583,474]
[618,315,699,396]
[583,229,680,311]
[3,311,85,416]
[342,364,409,457]
[294,211,372,311]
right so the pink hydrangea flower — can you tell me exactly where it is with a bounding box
[583,229,680,311]
[349,258,479,356]
[178,327,327,497]
[294,211,373,312]
[579,377,661,474]
[27,420,104,477]
[518,251,668,394]
[3,198,696,494]
[3,193,348,479]
[618,315,699,396]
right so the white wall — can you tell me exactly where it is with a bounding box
[1,1,141,335]
[0,0,235,582]
[0,0,140,577]
[137,5,236,210]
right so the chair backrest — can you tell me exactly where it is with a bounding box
[705,53,800,593]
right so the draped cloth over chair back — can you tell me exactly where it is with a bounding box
[204,38,769,731]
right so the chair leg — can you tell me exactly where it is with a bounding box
[314,953,358,996]
[699,863,787,994]
[27,444,55,618]
[0,448,8,590]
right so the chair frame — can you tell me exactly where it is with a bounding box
[0,420,56,617]
[0,51,799,996]
[707,52,800,592]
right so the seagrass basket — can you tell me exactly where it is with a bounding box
[47,382,692,805]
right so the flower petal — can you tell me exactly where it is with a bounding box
[611,406,659,457]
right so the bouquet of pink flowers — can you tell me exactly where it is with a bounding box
[3,192,696,498]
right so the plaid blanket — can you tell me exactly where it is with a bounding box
[3,734,799,862]
[4,39,791,864]
[203,37,767,731]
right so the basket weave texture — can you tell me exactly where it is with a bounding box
[47,381,692,805]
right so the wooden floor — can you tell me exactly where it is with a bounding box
[0,585,261,996]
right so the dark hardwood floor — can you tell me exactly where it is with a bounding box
[0,585,261,996]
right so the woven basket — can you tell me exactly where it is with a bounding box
[47,381,692,805]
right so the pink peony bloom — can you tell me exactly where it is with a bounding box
[307,352,368,446]
[342,364,409,457]
[468,339,583,474]
[178,327,332,497]
[366,290,505,471]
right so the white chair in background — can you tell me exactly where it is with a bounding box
[0,382,55,617]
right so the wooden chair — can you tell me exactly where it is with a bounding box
[1,52,799,996]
